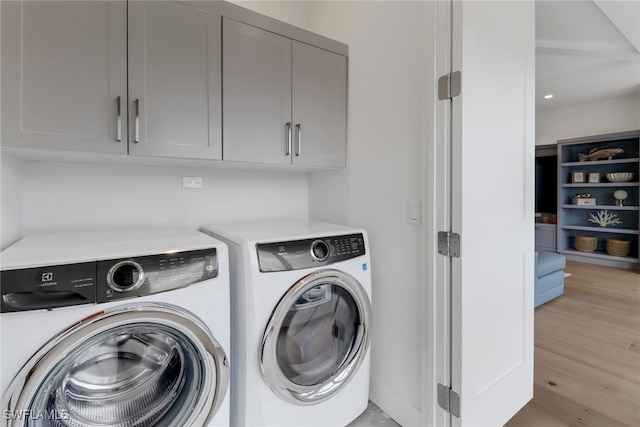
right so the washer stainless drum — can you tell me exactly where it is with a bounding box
[201,220,372,427]
[0,227,230,427]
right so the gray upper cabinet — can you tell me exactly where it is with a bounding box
[291,41,347,168]
[222,19,292,165]
[2,1,346,168]
[223,19,347,168]
[1,1,128,154]
[1,0,221,160]
[128,2,221,160]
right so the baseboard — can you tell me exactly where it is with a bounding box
[369,376,421,426]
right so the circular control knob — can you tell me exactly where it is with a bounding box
[107,260,145,292]
[310,240,330,262]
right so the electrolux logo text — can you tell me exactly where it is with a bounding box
[36,271,57,288]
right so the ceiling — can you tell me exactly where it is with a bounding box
[535,0,640,113]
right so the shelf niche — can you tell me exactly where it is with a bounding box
[557,130,640,270]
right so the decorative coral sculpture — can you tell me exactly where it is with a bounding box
[588,210,622,227]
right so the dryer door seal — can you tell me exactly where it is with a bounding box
[1,303,229,427]
[260,269,371,405]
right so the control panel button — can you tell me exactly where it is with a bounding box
[311,240,330,262]
[107,261,145,293]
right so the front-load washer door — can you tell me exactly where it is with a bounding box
[2,303,229,427]
[260,269,371,405]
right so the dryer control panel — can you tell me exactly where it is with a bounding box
[257,233,366,272]
[96,248,218,302]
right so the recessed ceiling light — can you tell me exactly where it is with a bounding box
[544,94,554,99]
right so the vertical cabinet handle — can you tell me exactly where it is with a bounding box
[134,99,140,143]
[295,124,301,156]
[285,122,292,156]
[115,96,122,142]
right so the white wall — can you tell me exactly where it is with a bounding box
[229,0,313,28]
[307,2,427,425]
[15,160,308,237]
[536,93,640,145]
[0,155,23,248]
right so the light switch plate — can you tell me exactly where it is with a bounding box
[408,200,422,225]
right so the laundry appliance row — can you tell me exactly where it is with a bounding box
[1,220,372,427]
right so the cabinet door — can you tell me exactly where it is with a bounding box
[292,42,347,168]
[222,18,292,165]
[1,1,127,154]
[128,1,222,160]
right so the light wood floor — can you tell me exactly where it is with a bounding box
[505,261,640,427]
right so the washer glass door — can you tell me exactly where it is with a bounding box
[261,269,371,404]
[3,303,228,427]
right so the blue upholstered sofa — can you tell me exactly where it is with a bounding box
[535,250,566,307]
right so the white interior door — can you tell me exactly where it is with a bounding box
[449,1,536,426]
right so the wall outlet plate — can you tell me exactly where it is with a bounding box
[182,177,203,189]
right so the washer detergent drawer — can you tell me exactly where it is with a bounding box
[0,262,96,313]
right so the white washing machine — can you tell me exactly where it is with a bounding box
[0,227,230,427]
[201,220,372,427]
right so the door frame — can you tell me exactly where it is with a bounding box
[420,0,452,425]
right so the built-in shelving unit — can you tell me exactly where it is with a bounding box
[557,130,640,269]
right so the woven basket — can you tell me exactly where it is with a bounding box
[574,235,597,253]
[606,238,631,257]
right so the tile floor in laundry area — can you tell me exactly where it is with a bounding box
[347,401,401,427]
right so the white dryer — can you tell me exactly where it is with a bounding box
[0,227,230,427]
[201,220,372,427]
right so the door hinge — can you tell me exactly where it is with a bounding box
[438,71,461,100]
[438,231,461,258]
[437,383,461,418]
